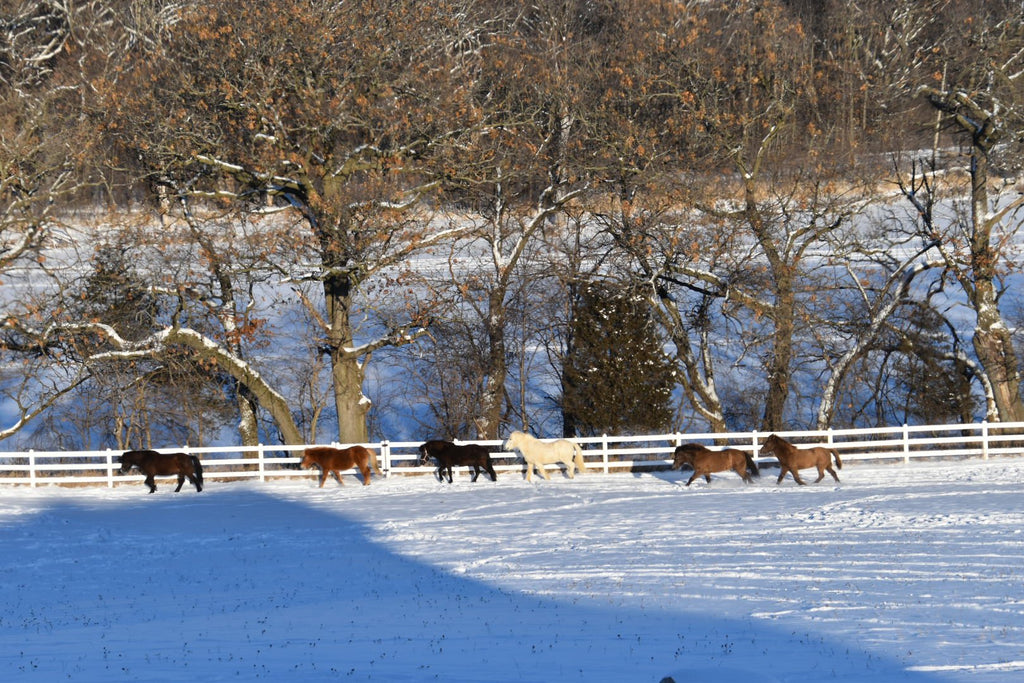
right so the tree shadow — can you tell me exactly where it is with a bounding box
[0,488,944,682]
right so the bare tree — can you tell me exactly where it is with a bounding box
[0,0,103,442]
[428,1,594,439]
[95,0,474,442]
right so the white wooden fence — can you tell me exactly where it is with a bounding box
[1,420,1023,488]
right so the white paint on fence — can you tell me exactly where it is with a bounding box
[1,421,1022,487]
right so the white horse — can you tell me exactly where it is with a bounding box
[503,430,587,482]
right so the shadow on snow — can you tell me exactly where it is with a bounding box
[0,488,942,683]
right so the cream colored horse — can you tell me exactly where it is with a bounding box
[504,430,587,482]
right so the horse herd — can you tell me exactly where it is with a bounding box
[117,431,842,494]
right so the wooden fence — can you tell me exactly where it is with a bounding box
[1,420,1023,488]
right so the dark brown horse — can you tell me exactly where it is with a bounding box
[300,445,382,487]
[758,434,842,485]
[119,450,203,493]
[419,440,498,483]
[671,443,759,486]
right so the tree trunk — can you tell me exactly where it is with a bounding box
[323,267,371,443]
[919,86,1024,423]
[655,292,727,433]
[236,386,260,447]
[330,352,370,442]
[762,285,795,432]
[742,169,796,433]
[560,319,579,438]
[966,129,1024,422]
[478,290,507,440]
[971,284,1024,422]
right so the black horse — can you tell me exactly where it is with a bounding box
[119,450,204,493]
[418,440,498,483]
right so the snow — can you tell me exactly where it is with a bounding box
[2,459,1024,682]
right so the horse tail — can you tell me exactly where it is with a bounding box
[745,452,760,477]
[190,455,204,487]
[573,443,586,473]
[832,449,843,469]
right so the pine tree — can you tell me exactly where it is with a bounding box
[561,282,676,437]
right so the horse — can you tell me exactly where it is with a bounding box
[300,445,382,487]
[757,434,842,485]
[418,440,497,483]
[119,449,204,494]
[503,430,586,482]
[671,443,760,486]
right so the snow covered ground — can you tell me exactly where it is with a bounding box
[1,458,1023,682]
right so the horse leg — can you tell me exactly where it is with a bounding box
[685,472,698,486]
[470,465,480,482]
[317,469,329,487]
[174,474,185,492]
[704,474,712,483]
[445,465,454,484]
[826,466,840,483]
[189,474,202,492]
[485,462,497,481]
[566,460,575,479]
[778,467,806,485]
[145,474,157,493]
[814,467,826,483]
[358,463,372,485]
[332,469,345,486]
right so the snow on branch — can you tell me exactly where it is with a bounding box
[340,325,430,361]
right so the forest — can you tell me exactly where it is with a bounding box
[1,0,1023,450]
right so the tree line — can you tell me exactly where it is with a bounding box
[1,0,1023,450]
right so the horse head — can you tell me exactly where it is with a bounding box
[417,442,432,466]
[503,431,524,451]
[671,447,694,470]
[758,434,780,457]
[118,451,139,473]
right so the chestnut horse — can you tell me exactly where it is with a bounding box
[671,443,759,486]
[119,449,203,493]
[758,434,842,485]
[503,430,586,482]
[418,440,497,483]
[300,445,382,487]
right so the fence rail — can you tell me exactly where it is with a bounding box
[2,420,1023,488]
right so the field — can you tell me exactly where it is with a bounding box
[1,458,1023,682]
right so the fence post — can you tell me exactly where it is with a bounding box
[981,421,989,460]
[1,420,1013,488]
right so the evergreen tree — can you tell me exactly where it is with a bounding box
[561,282,676,437]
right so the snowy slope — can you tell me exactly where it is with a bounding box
[1,458,1023,682]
